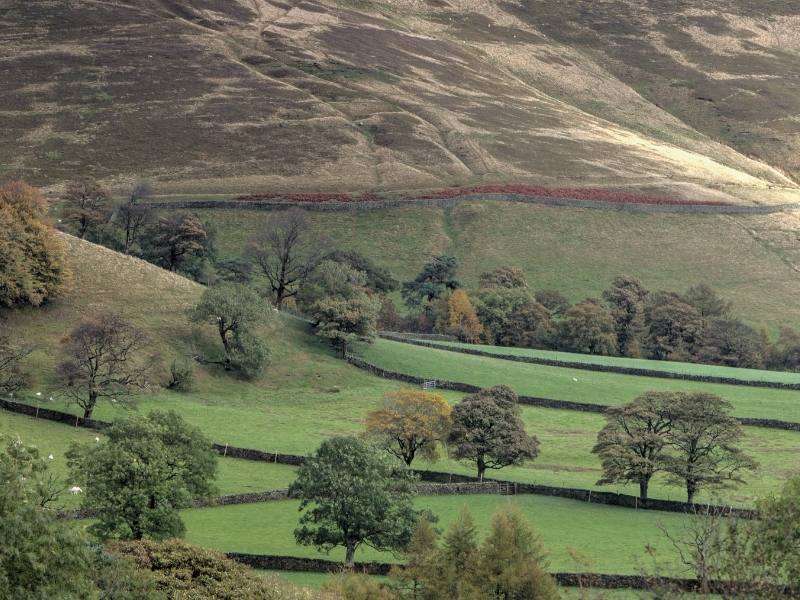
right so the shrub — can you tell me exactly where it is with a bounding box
[107,539,316,599]
[166,359,195,392]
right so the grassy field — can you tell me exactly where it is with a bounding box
[180,202,800,333]
[5,237,798,507]
[423,339,800,384]
[4,233,798,585]
[357,338,800,422]
[0,411,298,508]
[183,495,690,575]
[8,390,797,506]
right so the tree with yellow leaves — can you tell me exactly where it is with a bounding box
[365,390,452,467]
[436,289,483,343]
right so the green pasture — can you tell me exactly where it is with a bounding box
[0,410,298,508]
[424,339,800,385]
[182,495,690,575]
[6,392,797,506]
[357,338,800,422]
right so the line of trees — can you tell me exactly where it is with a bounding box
[2,296,272,419]
[650,476,800,598]
[364,383,756,505]
[1,422,316,598]
[384,258,800,373]
[45,177,800,373]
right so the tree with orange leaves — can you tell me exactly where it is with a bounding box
[0,181,69,307]
[365,390,453,467]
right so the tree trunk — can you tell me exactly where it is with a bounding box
[345,540,357,567]
[275,285,285,308]
[83,393,97,419]
[639,476,650,500]
[686,480,696,504]
[477,456,486,482]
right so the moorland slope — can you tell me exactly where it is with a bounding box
[2,0,799,203]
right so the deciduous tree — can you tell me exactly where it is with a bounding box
[603,275,648,357]
[592,392,675,499]
[696,317,764,368]
[751,476,800,588]
[67,411,217,540]
[557,299,617,355]
[402,255,460,309]
[327,249,398,293]
[214,257,253,284]
[191,284,269,377]
[479,266,527,290]
[114,201,152,254]
[685,283,732,319]
[365,390,452,466]
[0,181,70,308]
[534,289,570,316]
[435,289,483,342]
[289,436,418,566]
[0,325,32,395]
[662,393,756,503]
[644,292,704,360]
[312,294,380,356]
[61,177,110,239]
[667,477,800,598]
[300,261,379,355]
[141,212,208,272]
[55,313,158,419]
[245,208,327,307]
[0,437,97,599]
[476,288,554,347]
[448,385,539,480]
[505,300,555,349]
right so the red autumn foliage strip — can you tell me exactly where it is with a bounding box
[235,185,732,207]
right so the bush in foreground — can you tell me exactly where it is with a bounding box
[108,539,318,600]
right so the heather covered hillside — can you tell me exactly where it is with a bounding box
[2,0,799,203]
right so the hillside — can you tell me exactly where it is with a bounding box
[3,0,799,203]
[3,228,800,591]
[176,201,800,332]
[4,233,798,508]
